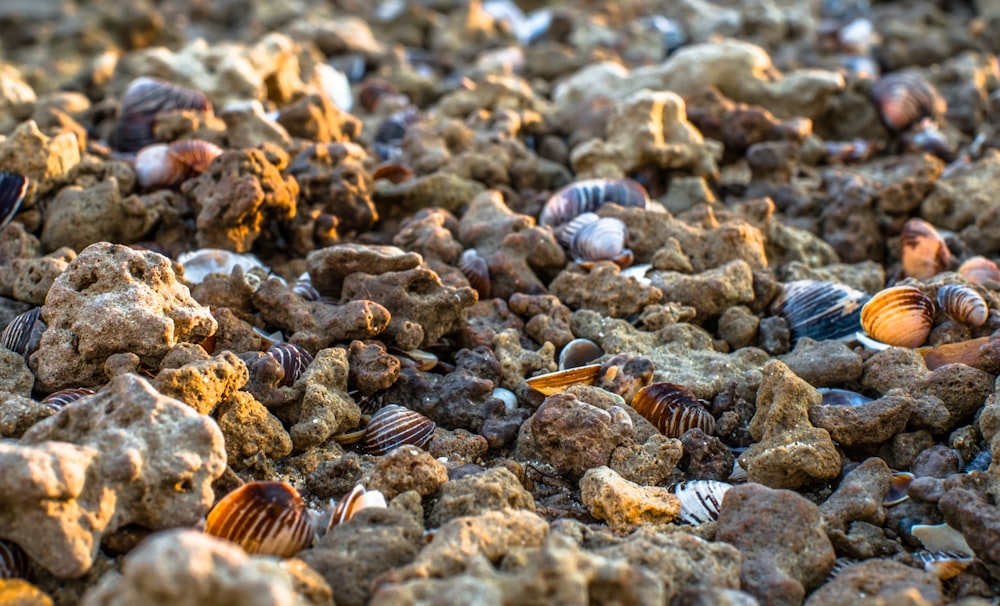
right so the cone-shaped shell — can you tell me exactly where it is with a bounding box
[267,342,313,387]
[0,172,28,233]
[0,540,29,579]
[936,284,988,327]
[900,218,949,280]
[525,364,602,396]
[860,285,935,348]
[771,280,869,344]
[669,480,731,525]
[363,404,436,455]
[631,382,715,438]
[539,178,649,228]
[1,307,43,358]
[870,71,946,132]
[205,481,315,557]
[39,387,96,412]
[957,256,1000,285]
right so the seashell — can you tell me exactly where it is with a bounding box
[314,63,353,112]
[619,263,653,286]
[770,280,870,344]
[911,522,974,557]
[899,218,950,280]
[957,256,1000,285]
[397,348,438,372]
[205,481,315,557]
[883,471,913,506]
[330,484,387,527]
[135,140,223,189]
[525,364,602,396]
[817,387,873,407]
[557,212,599,249]
[459,248,490,300]
[0,539,29,579]
[358,79,401,113]
[913,550,974,580]
[363,404,436,455]
[252,326,285,348]
[112,77,212,153]
[539,178,650,228]
[963,449,991,473]
[492,387,518,413]
[267,342,314,387]
[569,216,633,269]
[870,71,947,132]
[631,382,715,438]
[936,284,988,327]
[558,338,604,370]
[669,480,731,525]
[291,272,321,301]
[918,336,996,371]
[371,162,414,184]
[177,248,271,285]
[0,171,29,233]
[1,307,44,358]
[860,285,935,348]
[39,387,96,413]
[901,118,954,162]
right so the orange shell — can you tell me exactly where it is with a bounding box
[860,285,935,348]
[205,481,314,557]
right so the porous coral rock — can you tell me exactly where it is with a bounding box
[777,338,863,387]
[347,340,400,395]
[31,242,217,393]
[921,150,1000,256]
[276,93,361,144]
[550,262,664,318]
[649,260,755,322]
[426,466,535,528]
[10,247,74,305]
[808,393,911,448]
[152,349,248,415]
[580,466,681,532]
[803,559,942,606]
[2,373,225,578]
[508,293,575,349]
[374,172,486,222]
[280,347,360,451]
[219,100,293,149]
[738,360,841,489]
[215,390,293,468]
[819,457,892,534]
[288,143,376,243]
[305,243,421,299]
[0,120,80,199]
[365,444,448,501]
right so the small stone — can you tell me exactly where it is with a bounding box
[580,466,681,532]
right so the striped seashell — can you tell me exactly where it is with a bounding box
[860,285,935,348]
[176,248,271,284]
[569,216,633,269]
[459,248,490,300]
[669,480,731,525]
[135,140,223,189]
[39,387,96,412]
[558,338,604,370]
[267,342,314,387]
[205,481,315,557]
[397,348,438,372]
[557,212,599,249]
[330,484,388,527]
[936,284,988,327]
[0,171,28,233]
[817,387,873,407]
[0,539,29,579]
[525,364,602,396]
[291,273,321,301]
[539,178,650,228]
[112,77,212,153]
[1,307,44,358]
[870,71,947,132]
[631,382,715,438]
[957,256,1000,285]
[770,280,869,344]
[363,404,436,455]
[900,218,950,280]
[884,471,913,506]
[913,550,974,579]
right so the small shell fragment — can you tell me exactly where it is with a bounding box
[913,550,974,579]
[883,471,914,506]
[911,522,974,557]
[1,307,44,358]
[459,248,491,300]
[860,285,935,348]
[631,382,715,438]
[899,218,950,280]
[39,387,96,412]
[267,342,314,387]
[0,539,29,579]
[539,178,649,228]
[936,284,988,327]
[205,481,315,557]
[771,280,869,344]
[363,404,436,455]
[0,171,28,233]
[669,480,731,525]
[525,364,602,396]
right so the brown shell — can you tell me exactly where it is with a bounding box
[459,248,490,300]
[957,256,1000,285]
[112,77,212,153]
[883,471,913,506]
[860,285,935,348]
[631,382,715,438]
[0,171,28,233]
[539,178,649,228]
[363,404,436,455]
[39,387,96,412]
[205,481,314,557]
[525,364,602,396]
[0,539,29,579]
[913,550,973,580]
[936,284,988,327]
[558,338,604,370]
[569,216,632,269]
[870,71,947,132]
[267,342,314,387]
[1,307,43,358]
[900,218,949,280]
[371,162,414,184]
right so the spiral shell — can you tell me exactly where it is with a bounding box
[860,285,935,348]
[558,338,604,370]
[39,387,96,413]
[112,77,212,153]
[363,404,436,455]
[267,342,314,387]
[525,364,602,396]
[957,256,1000,285]
[0,171,28,233]
[459,248,491,300]
[0,539,29,579]
[205,481,315,557]
[1,307,44,358]
[936,284,988,327]
[770,280,869,344]
[900,218,950,280]
[870,71,946,132]
[631,382,715,438]
[539,178,649,228]
[669,480,731,525]
[569,216,633,269]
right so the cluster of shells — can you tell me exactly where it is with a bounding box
[3,0,1000,603]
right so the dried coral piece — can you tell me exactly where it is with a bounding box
[631,382,715,438]
[112,77,212,153]
[205,481,315,558]
[0,171,28,232]
[899,218,949,280]
[539,178,649,228]
[936,284,988,327]
[363,404,436,456]
[525,364,602,396]
[870,71,946,132]
[860,285,935,348]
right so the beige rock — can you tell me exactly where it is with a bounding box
[580,466,681,531]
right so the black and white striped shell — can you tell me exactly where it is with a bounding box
[770,280,869,344]
[631,382,715,438]
[539,178,649,228]
[860,285,935,348]
[870,71,947,132]
[569,216,633,269]
[558,338,604,370]
[267,342,313,387]
[291,272,321,301]
[669,480,731,525]
[0,171,28,233]
[363,404,436,455]
[39,387,96,412]
[205,481,315,557]
[0,540,29,579]
[135,139,223,189]
[112,77,212,153]
[459,248,490,300]
[1,307,44,358]
[936,284,988,327]
[913,550,974,580]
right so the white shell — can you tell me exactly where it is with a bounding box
[911,523,974,557]
[670,480,731,525]
[177,249,272,284]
